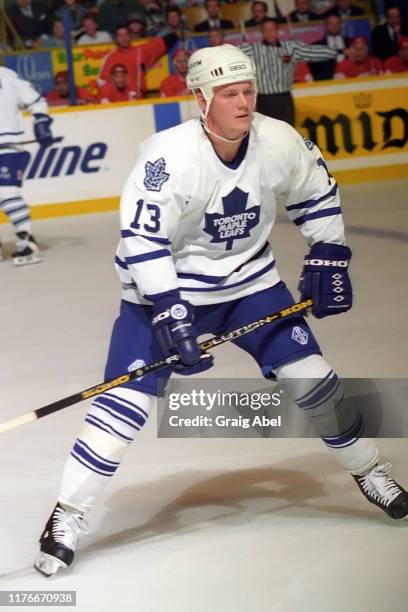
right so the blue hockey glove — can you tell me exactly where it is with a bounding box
[299,243,352,319]
[33,114,54,147]
[151,294,214,375]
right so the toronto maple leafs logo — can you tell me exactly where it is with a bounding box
[203,187,260,251]
[144,158,170,192]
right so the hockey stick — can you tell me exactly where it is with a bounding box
[0,140,38,148]
[0,298,312,433]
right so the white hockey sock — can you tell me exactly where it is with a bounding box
[0,187,31,233]
[59,388,155,512]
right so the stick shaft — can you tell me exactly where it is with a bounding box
[0,299,312,433]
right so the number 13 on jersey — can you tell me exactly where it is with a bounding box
[130,199,161,233]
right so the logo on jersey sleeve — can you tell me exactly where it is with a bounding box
[203,187,260,251]
[303,138,315,151]
[144,158,170,192]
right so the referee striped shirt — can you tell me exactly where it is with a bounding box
[241,41,337,94]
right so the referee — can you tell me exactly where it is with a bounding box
[241,18,337,125]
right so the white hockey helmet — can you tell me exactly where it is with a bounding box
[186,44,257,117]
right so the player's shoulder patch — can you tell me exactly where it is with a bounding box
[303,137,316,151]
[143,157,170,192]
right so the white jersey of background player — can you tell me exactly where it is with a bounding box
[0,66,53,265]
[34,45,408,577]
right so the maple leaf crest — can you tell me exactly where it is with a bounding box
[144,158,170,192]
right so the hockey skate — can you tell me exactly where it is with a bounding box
[354,463,408,519]
[34,503,88,577]
[12,231,41,266]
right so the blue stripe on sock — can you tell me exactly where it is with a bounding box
[102,392,149,420]
[70,450,114,477]
[95,396,147,427]
[85,415,133,442]
[72,442,117,474]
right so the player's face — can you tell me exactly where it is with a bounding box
[207,81,256,138]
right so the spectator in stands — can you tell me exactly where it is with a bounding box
[330,0,365,18]
[137,0,166,36]
[8,0,49,48]
[289,0,320,22]
[56,0,88,35]
[98,0,143,36]
[335,36,383,77]
[194,0,234,33]
[372,3,406,61]
[127,14,148,39]
[77,14,113,45]
[294,61,313,82]
[98,25,179,97]
[36,18,67,48]
[160,49,190,96]
[159,6,189,36]
[384,35,408,72]
[244,1,269,28]
[98,64,138,102]
[208,26,224,46]
[310,14,352,80]
[46,71,95,105]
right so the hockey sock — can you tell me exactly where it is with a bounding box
[0,187,31,234]
[58,388,155,512]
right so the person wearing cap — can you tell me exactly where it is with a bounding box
[335,37,383,78]
[384,36,408,73]
[159,49,190,97]
[98,64,138,102]
[46,71,96,106]
[127,13,147,40]
[98,25,181,98]
[76,13,113,45]
[34,43,408,578]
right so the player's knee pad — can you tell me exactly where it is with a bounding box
[85,387,155,444]
[274,355,342,418]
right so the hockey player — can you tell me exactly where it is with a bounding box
[34,45,408,577]
[0,66,54,265]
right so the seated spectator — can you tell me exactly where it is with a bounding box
[127,14,148,40]
[137,0,167,36]
[372,3,406,61]
[8,0,49,48]
[159,6,189,36]
[194,0,234,33]
[294,61,313,82]
[98,64,138,102]
[98,0,143,36]
[310,14,352,80]
[208,26,224,46]
[244,1,268,28]
[56,0,88,35]
[46,71,95,105]
[384,36,408,72]
[335,36,383,77]
[330,0,365,18]
[98,25,179,97]
[36,18,67,49]
[77,14,113,45]
[160,49,190,97]
[289,0,320,22]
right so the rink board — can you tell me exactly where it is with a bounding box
[0,75,407,223]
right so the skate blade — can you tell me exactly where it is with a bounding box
[34,552,67,577]
[13,253,42,267]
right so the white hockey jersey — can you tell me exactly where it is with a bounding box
[117,113,345,306]
[0,66,48,148]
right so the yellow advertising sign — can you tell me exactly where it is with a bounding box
[294,76,408,182]
[50,41,169,95]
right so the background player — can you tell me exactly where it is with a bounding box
[0,66,54,265]
[34,45,408,577]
